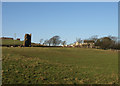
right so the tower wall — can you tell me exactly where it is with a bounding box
[23,34,31,47]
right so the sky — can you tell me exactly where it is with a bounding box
[2,2,118,44]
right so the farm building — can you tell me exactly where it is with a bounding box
[17,38,20,41]
[73,40,95,48]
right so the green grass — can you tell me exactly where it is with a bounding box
[2,47,118,84]
[1,39,23,45]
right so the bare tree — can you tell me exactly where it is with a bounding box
[44,39,49,46]
[61,40,66,46]
[40,39,43,44]
[89,35,98,43]
[76,38,82,43]
[50,35,61,46]
[108,35,117,43]
[14,33,16,46]
[48,39,52,46]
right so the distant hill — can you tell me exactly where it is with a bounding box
[0,39,39,47]
[1,39,23,46]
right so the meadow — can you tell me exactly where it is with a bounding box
[1,39,23,45]
[2,47,118,84]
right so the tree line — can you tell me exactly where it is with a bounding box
[39,35,120,50]
[39,35,66,46]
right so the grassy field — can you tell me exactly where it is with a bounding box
[1,39,23,45]
[1,39,38,46]
[2,47,118,84]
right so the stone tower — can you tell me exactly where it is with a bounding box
[23,34,31,47]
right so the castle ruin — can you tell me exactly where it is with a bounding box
[23,34,31,47]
